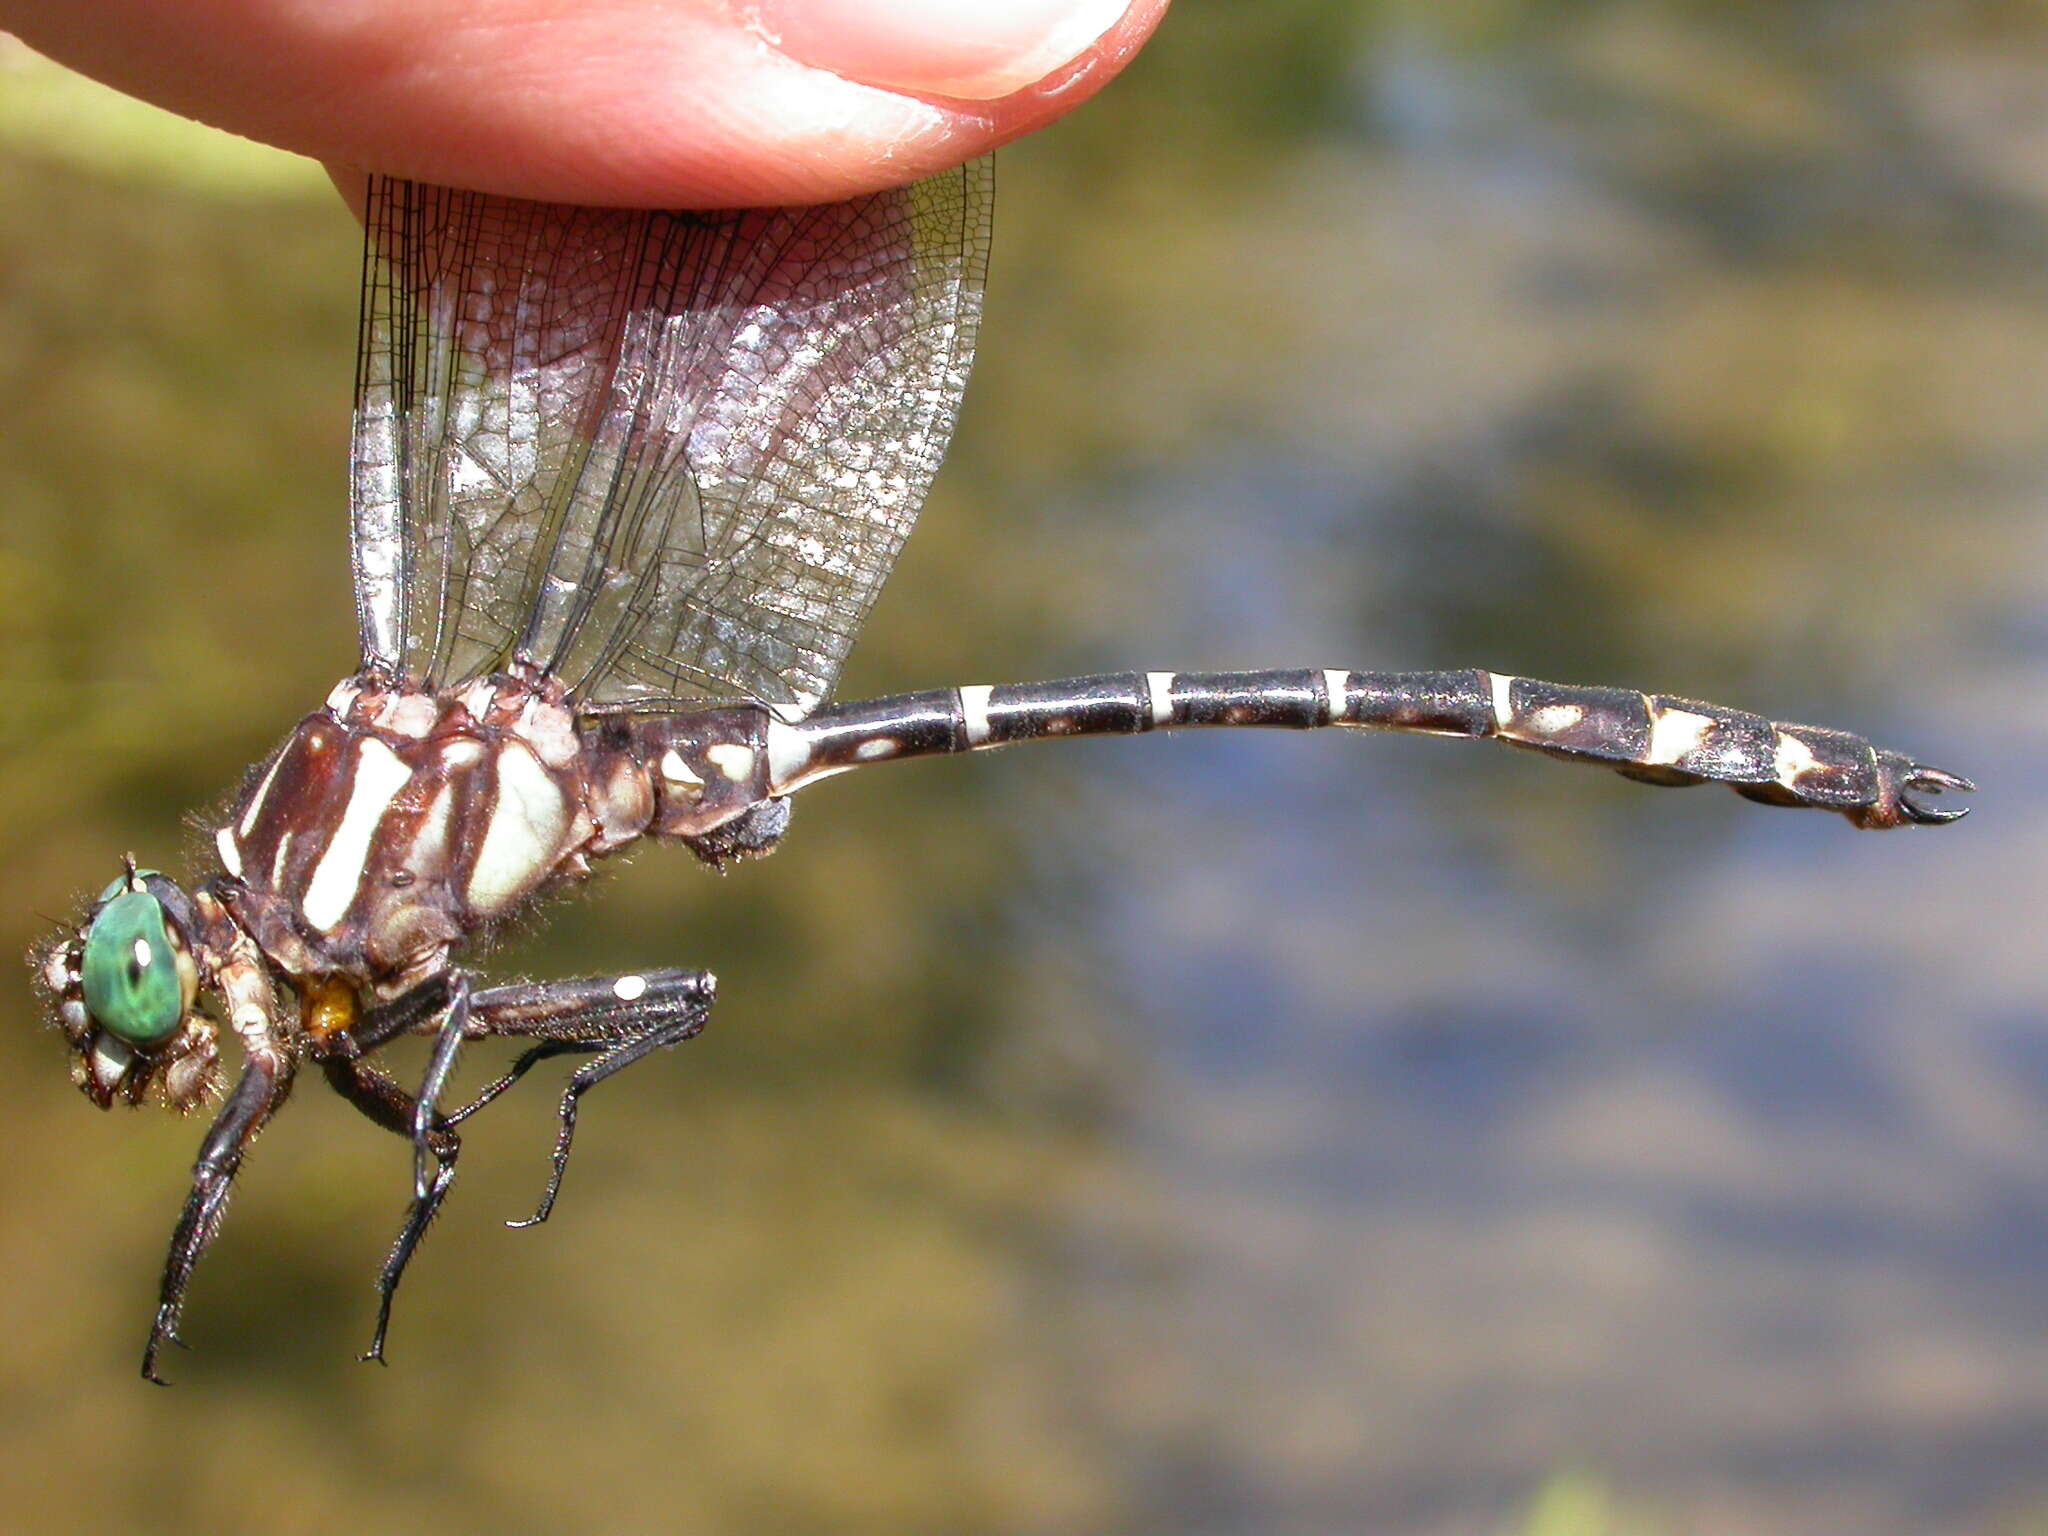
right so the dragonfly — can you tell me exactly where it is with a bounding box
[33,165,1972,1383]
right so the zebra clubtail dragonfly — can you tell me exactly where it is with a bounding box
[34,165,1971,1383]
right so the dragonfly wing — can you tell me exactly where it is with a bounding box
[352,180,634,687]
[348,166,990,712]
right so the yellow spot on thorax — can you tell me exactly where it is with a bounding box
[301,976,360,1043]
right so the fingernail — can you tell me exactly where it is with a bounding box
[757,0,1133,101]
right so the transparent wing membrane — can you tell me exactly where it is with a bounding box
[350,167,990,714]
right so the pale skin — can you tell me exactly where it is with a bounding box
[1,0,1171,208]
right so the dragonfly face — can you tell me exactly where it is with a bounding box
[38,867,220,1112]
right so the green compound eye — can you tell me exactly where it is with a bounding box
[81,890,186,1046]
[97,868,159,904]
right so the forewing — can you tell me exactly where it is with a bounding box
[348,166,990,712]
[352,181,638,686]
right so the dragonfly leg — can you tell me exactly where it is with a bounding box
[409,975,472,1200]
[335,972,451,1055]
[448,969,716,1228]
[321,1055,461,1364]
[142,1045,294,1384]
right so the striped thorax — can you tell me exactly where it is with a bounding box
[214,674,782,998]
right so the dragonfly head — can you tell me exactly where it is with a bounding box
[36,863,221,1111]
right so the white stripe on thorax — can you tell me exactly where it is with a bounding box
[406,781,458,878]
[468,744,569,915]
[236,748,289,840]
[302,737,411,933]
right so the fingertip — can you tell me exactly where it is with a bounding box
[757,0,1137,102]
[21,0,1172,210]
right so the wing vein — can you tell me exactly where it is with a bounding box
[347,164,990,713]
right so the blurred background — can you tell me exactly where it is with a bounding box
[3,3,2046,1532]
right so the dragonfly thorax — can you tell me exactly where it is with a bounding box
[211,673,786,999]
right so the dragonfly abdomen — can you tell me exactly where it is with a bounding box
[612,706,795,861]
[764,668,1966,830]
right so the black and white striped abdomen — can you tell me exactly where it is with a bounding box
[769,667,1965,829]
